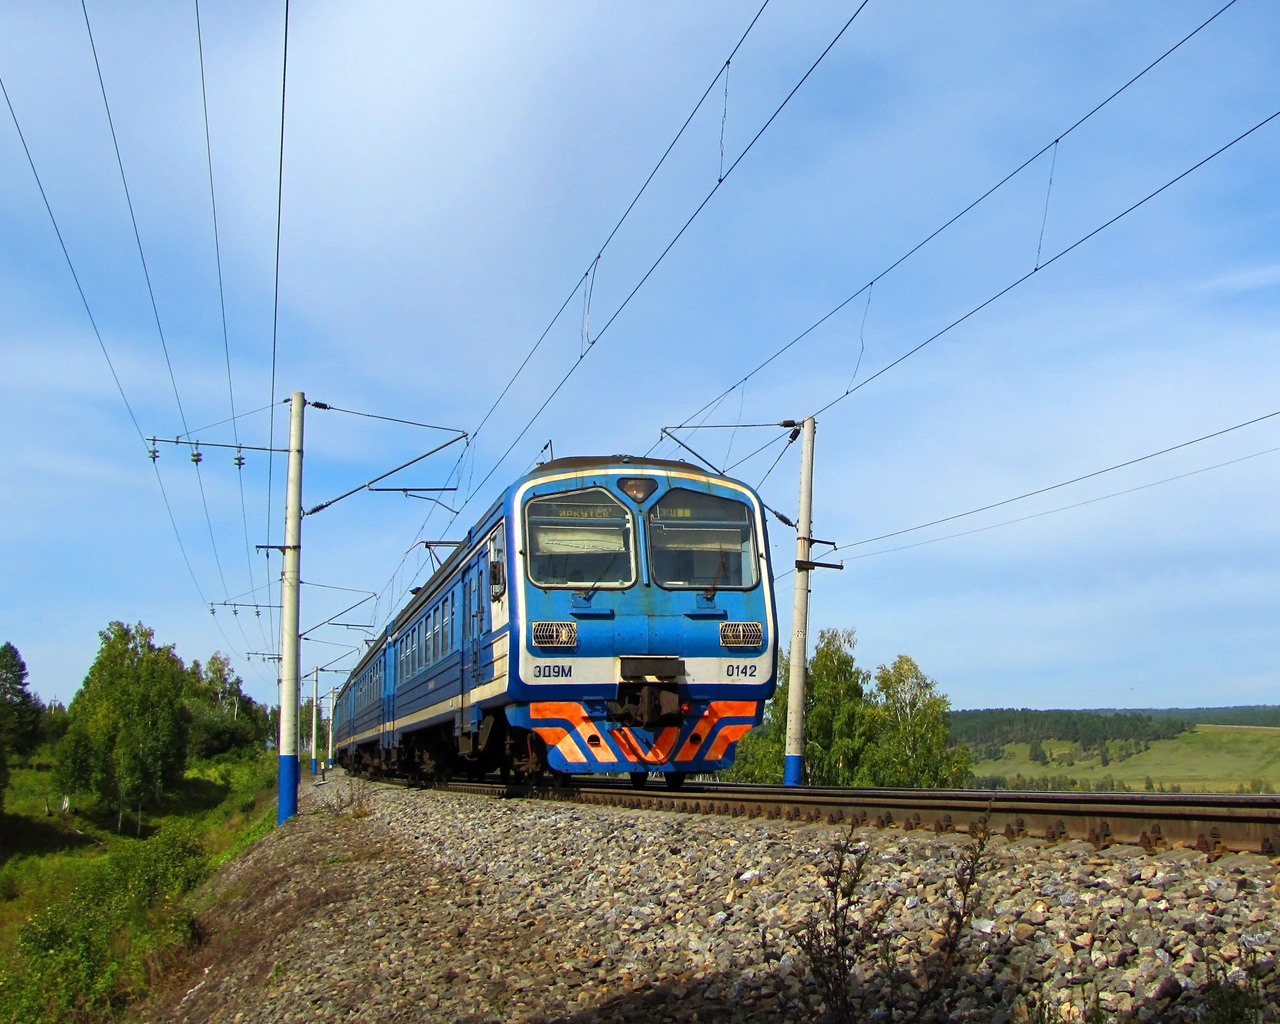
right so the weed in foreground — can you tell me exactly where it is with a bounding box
[798,832,898,1021]
[798,816,995,1023]
[1204,945,1267,1024]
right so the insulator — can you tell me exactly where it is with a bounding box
[234,451,246,468]
[148,447,159,462]
[191,448,203,465]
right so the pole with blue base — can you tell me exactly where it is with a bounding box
[310,666,319,776]
[327,686,335,769]
[784,417,815,787]
[278,391,305,824]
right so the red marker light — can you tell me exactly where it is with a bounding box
[681,703,692,714]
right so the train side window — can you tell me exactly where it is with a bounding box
[443,594,452,653]
[488,527,507,600]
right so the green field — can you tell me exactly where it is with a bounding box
[970,725,1280,793]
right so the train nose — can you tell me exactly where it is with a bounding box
[608,683,683,728]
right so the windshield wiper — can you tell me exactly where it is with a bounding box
[703,552,728,602]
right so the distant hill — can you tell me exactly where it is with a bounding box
[1087,706,1280,728]
[949,708,1189,749]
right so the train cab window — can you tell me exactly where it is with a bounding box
[648,488,760,590]
[524,488,636,588]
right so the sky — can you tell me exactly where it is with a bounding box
[1,1,1278,713]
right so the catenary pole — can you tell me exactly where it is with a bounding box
[310,666,319,775]
[327,686,335,768]
[278,390,304,823]
[783,416,816,786]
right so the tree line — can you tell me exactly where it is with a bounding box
[1,623,272,828]
[726,628,972,788]
[0,641,66,808]
[948,708,1190,753]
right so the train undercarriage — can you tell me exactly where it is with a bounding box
[336,699,691,790]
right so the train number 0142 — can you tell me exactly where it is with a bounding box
[725,663,757,678]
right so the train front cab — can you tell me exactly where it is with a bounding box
[504,459,777,786]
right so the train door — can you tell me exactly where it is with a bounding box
[472,547,488,685]
[487,525,509,683]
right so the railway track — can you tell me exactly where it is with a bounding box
[429,776,1280,856]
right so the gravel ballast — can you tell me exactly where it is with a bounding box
[141,776,1280,1023]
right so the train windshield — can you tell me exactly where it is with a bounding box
[648,488,759,590]
[524,488,636,588]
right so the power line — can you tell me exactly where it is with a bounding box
[176,401,279,441]
[80,0,189,435]
[307,401,464,433]
[462,0,774,457]
[373,2,780,620]
[264,0,292,659]
[842,444,1280,563]
[0,67,249,668]
[833,408,1280,553]
[664,0,1242,441]
[80,0,252,657]
[194,0,270,653]
[462,1,873,517]
[0,74,143,446]
[810,103,1280,419]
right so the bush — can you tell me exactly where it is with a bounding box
[1,824,209,1023]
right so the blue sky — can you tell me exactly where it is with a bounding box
[2,1,1277,712]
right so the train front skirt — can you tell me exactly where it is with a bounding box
[506,700,761,774]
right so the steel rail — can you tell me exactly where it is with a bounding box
[419,776,1280,857]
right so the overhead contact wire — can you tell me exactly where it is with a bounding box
[195,0,270,649]
[265,0,291,653]
[466,1,873,512]
[0,68,240,657]
[835,408,1280,551]
[81,0,252,657]
[674,0,1242,430]
[383,1,775,615]
[465,0,772,453]
[812,104,1280,418]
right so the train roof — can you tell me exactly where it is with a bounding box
[520,454,711,478]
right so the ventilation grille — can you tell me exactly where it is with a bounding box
[532,621,578,647]
[720,621,764,647]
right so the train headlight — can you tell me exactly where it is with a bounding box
[532,621,578,647]
[619,477,658,503]
[720,621,764,647]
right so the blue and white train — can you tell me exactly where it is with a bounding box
[331,455,779,788]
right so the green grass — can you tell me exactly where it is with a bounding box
[971,725,1280,792]
[0,747,279,1023]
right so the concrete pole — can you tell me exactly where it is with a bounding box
[310,667,319,776]
[278,390,305,823]
[327,686,335,768]
[784,416,816,787]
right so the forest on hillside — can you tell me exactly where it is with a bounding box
[1102,706,1280,728]
[949,708,1190,752]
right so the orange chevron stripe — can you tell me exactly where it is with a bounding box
[532,725,588,764]
[614,726,680,765]
[675,700,761,761]
[529,701,617,764]
[706,722,754,761]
